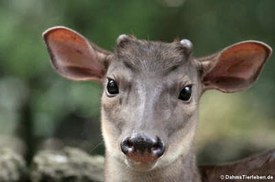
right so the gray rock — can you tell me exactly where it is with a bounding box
[0,148,28,182]
[31,147,104,182]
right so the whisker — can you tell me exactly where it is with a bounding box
[88,141,104,155]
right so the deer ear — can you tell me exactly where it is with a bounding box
[43,26,110,81]
[198,41,272,92]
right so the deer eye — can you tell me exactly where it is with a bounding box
[178,85,192,102]
[106,78,119,96]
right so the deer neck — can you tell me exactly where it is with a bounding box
[104,148,201,182]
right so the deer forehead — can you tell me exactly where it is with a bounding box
[112,38,192,73]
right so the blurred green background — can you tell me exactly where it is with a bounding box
[0,0,275,165]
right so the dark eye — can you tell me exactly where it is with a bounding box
[106,78,119,96]
[178,85,192,101]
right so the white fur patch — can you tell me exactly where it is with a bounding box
[180,39,193,50]
[117,34,129,44]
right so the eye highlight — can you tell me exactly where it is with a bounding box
[106,78,119,96]
[178,85,192,102]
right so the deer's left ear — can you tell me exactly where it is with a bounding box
[197,41,272,93]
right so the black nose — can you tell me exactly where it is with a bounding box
[121,134,165,158]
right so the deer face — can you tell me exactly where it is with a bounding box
[101,36,201,171]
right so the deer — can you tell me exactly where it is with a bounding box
[42,26,272,182]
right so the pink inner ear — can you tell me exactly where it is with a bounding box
[45,28,106,81]
[218,44,266,80]
[204,42,269,92]
[47,28,91,50]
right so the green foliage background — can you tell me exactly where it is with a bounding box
[0,0,275,164]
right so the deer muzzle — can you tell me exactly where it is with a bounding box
[121,133,165,165]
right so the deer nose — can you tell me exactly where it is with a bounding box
[121,134,165,161]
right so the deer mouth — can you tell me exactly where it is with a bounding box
[128,151,158,163]
[124,153,159,171]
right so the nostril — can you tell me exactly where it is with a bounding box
[125,140,134,150]
[121,137,134,155]
[152,143,161,151]
[151,138,165,157]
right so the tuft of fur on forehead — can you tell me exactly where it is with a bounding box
[114,37,190,72]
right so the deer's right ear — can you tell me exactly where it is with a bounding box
[43,26,110,81]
